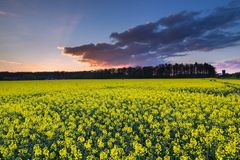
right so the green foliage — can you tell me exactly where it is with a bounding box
[0,79,239,159]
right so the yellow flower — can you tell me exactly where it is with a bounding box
[50,152,56,159]
[134,142,145,155]
[189,138,197,148]
[84,139,92,150]
[110,146,124,159]
[33,144,42,156]
[98,138,105,148]
[145,139,152,148]
[180,155,189,160]
[164,155,170,160]
[43,147,49,157]
[123,125,133,133]
[78,136,85,143]
[173,145,181,155]
[59,148,67,158]
[100,150,108,159]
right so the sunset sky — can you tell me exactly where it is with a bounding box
[0,0,240,73]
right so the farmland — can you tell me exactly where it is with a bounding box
[0,79,239,159]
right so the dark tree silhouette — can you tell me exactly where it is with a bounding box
[0,63,216,80]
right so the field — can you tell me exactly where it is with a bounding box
[0,79,239,159]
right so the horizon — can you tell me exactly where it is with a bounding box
[0,0,240,73]
[0,62,233,74]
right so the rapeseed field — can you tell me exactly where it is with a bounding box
[0,79,239,159]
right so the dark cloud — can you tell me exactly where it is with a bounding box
[65,42,160,66]
[64,1,240,67]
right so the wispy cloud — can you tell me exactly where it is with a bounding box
[53,15,82,42]
[0,10,16,17]
[0,59,29,72]
[0,59,91,72]
[0,11,7,16]
[214,58,240,73]
[0,59,22,65]
[63,0,240,67]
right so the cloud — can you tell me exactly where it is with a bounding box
[0,11,7,16]
[0,59,22,65]
[57,46,65,50]
[214,58,240,73]
[0,10,16,17]
[64,1,240,67]
[0,59,90,72]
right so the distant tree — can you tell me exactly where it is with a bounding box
[0,63,216,80]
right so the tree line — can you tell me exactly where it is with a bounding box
[0,63,216,80]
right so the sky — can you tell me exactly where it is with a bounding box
[0,0,240,73]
